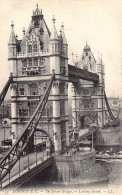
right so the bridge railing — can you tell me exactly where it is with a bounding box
[0,72,55,182]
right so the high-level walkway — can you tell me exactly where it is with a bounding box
[68,65,99,83]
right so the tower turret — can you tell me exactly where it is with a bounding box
[96,52,105,127]
[60,24,68,76]
[61,23,67,45]
[49,17,60,74]
[50,17,58,40]
[49,17,69,153]
[8,21,17,76]
[49,17,61,153]
[8,22,17,58]
[8,22,17,142]
[96,52,103,84]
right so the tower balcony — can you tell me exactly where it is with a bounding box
[17,50,50,58]
[25,66,40,75]
[24,66,45,76]
[25,66,40,71]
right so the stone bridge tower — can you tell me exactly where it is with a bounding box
[71,43,105,129]
[8,5,69,154]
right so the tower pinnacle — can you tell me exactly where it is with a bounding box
[84,42,90,50]
[50,16,58,40]
[11,21,14,30]
[59,29,62,36]
[60,22,67,44]
[52,15,56,23]
[8,21,16,45]
[96,52,102,64]
[61,22,64,29]
[32,4,43,16]
[22,27,25,35]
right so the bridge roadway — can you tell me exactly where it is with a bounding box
[70,128,96,147]
[1,151,54,189]
[1,128,96,189]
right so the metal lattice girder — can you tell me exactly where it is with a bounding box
[68,64,99,83]
[0,73,13,106]
[0,73,55,182]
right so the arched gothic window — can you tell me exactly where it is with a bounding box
[33,43,38,52]
[34,58,38,66]
[28,59,32,67]
[22,59,27,67]
[19,107,28,117]
[39,28,44,35]
[30,83,38,95]
[34,20,39,28]
[40,41,44,51]
[28,45,32,53]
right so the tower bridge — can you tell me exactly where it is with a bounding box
[0,5,120,188]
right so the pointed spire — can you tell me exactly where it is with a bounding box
[101,53,104,65]
[50,15,58,40]
[96,52,101,64]
[11,21,14,31]
[61,22,67,44]
[61,22,64,29]
[22,27,25,36]
[33,4,43,16]
[84,42,90,50]
[59,29,62,37]
[16,34,18,40]
[70,52,75,66]
[8,21,16,45]
[75,55,79,67]
[52,15,56,23]
[76,55,78,62]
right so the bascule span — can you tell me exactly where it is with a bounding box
[1,153,54,189]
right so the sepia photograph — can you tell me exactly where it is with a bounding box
[0,0,122,194]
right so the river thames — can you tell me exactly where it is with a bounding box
[19,157,122,189]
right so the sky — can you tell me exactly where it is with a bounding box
[0,0,122,98]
